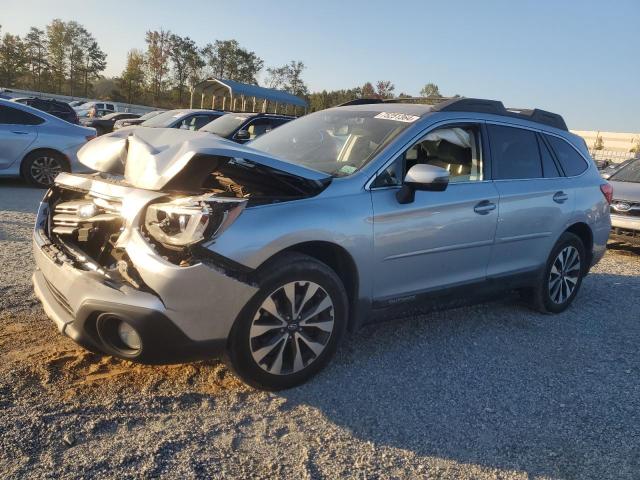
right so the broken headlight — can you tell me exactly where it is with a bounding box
[144,195,247,249]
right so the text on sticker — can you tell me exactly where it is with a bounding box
[374,112,420,123]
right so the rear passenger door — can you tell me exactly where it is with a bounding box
[486,124,574,278]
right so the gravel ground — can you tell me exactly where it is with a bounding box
[1,179,639,479]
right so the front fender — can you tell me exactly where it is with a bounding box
[208,191,374,298]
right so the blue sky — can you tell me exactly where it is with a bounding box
[2,0,638,131]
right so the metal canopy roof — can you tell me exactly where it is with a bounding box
[190,78,307,109]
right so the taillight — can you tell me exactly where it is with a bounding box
[600,183,613,204]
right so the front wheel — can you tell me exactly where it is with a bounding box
[525,232,586,313]
[225,253,348,390]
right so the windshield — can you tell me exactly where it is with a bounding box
[200,114,250,137]
[141,110,188,128]
[139,110,162,121]
[250,109,417,176]
[610,159,640,183]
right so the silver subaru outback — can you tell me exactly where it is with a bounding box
[32,98,611,389]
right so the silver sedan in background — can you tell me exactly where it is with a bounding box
[135,108,225,131]
[0,98,96,187]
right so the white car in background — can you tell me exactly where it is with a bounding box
[74,101,117,113]
[0,98,96,187]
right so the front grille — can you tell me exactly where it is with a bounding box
[51,197,122,236]
[44,277,73,316]
[610,199,640,217]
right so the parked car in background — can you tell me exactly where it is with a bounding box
[76,108,113,120]
[0,98,96,187]
[32,98,610,389]
[74,101,116,113]
[138,109,225,130]
[11,97,79,124]
[601,157,637,179]
[199,112,294,143]
[113,110,163,130]
[81,112,140,135]
[608,158,640,243]
[68,100,86,108]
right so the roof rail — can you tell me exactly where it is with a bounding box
[337,96,452,107]
[432,98,568,130]
[337,98,383,106]
[338,96,568,131]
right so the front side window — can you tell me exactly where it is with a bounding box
[245,118,275,139]
[250,109,416,176]
[372,125,483,187]
[177,115,217,131]
[0,105,44,125]
[488,125,542,180]
[545,135,588,176]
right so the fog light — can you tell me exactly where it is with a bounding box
[117,321,141,350]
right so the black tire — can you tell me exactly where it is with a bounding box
[524,232,586,314]
[22,150,69,188]
[225,252,348,390]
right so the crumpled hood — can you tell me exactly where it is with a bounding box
[77,127,330,190]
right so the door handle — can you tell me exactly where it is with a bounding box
[553,191,569,204]
[474,200,496,215]
[11,131,29,135]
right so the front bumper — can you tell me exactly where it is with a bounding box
[610,213,640,243]
[32,193,258,364]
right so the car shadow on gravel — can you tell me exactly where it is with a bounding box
[280,272,640,479]
[607,241,640,256]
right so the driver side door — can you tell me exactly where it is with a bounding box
[370,122,499,303]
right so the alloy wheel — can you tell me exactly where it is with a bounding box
[548,245,581,304]
[249,281,335,375]
[30,156,62,185]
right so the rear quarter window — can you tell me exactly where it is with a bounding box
[545,135,588,176]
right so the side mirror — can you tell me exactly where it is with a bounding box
[234,129,250,141]
[396,164,450,204]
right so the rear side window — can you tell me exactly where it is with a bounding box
[488,125,542,179]
[0,105,44,125]
[545,135,588,176]
[537,135,560,178]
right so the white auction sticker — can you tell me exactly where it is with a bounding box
[374,112,420,123]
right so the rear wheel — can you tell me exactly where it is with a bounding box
[226,253,348,390]
[22,151,68,188]
[525,232,586,313]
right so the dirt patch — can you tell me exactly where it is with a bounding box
[0,310,247,405]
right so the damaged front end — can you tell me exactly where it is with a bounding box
[32,129,330,363]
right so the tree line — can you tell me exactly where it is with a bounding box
[0,20,448,111]
[0,20,107,97]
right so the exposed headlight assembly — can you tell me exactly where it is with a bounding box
[145,195,247,248]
